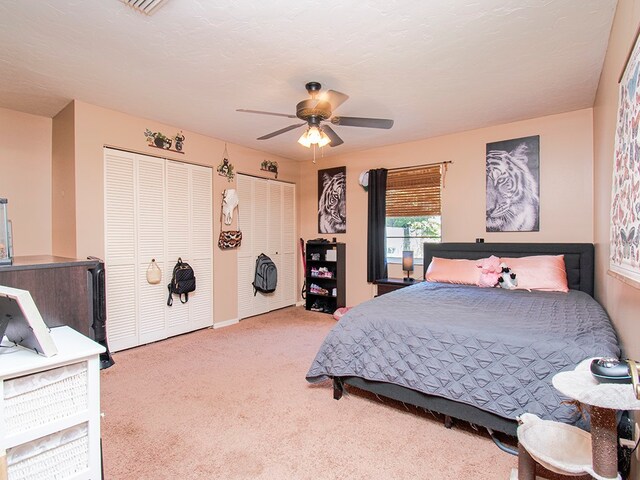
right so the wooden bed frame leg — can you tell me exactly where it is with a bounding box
[333,378,344,400]
[444,415,454,429]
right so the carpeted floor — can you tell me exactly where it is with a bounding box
[100,306,517,479]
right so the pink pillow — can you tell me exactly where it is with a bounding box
[425,257,481,285]
[501,255,569,292]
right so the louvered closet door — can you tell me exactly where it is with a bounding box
[187,164,213,330]
[267,181,296,310]
[105,149,213,351]
[136,155,167,346]
[164,162,213,337]
[237,174,255,319]
[252,178,271,316]
[104,150,138,352]
[166,161,191,334]
[280,182,296,308]
[236,175,296,319]
[267,182,283,309]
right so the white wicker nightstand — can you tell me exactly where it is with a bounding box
[0,326,105,480]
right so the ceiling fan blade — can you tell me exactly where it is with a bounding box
[321,90,349,111]
[237,109,297,119]
[257,123,305,140]
[331,116,394,129]
[322,125,344,147]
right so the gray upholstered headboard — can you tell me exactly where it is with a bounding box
[423,243,595,297]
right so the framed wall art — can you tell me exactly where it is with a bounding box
[318,166,346,234]
[485,135,540,232]
[609,28,640,288]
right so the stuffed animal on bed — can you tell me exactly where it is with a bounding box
[476,255,501,287]
[497,263,518,289]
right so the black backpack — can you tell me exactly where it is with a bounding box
[252,253,277,296]
[167,258,196,306]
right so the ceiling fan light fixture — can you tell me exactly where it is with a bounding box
[317,130,331,148]
[307,126,322,144]
[297,126,332,148]
[297,130,312,148]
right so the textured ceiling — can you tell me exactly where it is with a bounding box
[0,0,617,161]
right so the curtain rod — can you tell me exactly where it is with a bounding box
[387,160,453,172]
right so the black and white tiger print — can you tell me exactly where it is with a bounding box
[318,171,346,233]
[486,144,539,232]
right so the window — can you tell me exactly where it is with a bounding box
[385,165,442,265]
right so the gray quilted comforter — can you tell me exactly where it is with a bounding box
[306,282,620,424]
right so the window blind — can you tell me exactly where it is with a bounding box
[386,165,442,217]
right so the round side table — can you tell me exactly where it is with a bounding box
[553,359,640,479]
[512,358,640,480]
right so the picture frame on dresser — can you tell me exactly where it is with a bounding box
[0,286,57,357]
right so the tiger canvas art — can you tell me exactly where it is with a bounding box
[485,136,540,232]
[318,167,346,234]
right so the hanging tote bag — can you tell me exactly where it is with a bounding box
[218,230,242,249]
[218,192,242,249]
[146,259,162,284]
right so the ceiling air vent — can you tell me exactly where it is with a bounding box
[120,0,168,15]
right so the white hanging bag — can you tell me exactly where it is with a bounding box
[146,259,162,284]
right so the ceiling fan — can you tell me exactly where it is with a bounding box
[237,81,394,148]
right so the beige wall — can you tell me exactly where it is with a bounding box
[0,107,52,256]
[52,101,76,257]
[594,2,640,466]
[299,109,595,306]
[71,101,299,324]
[593,15,640,474]
[594,1,640,359]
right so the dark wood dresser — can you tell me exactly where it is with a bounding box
[0,256,100,338]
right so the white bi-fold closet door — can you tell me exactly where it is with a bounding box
[104,148,213,352]
[237,174,296,319]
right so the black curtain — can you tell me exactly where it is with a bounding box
[367,168,388,282]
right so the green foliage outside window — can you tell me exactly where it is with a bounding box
[385,216,441,262]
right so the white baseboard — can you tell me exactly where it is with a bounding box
[213,318,239,329]
[295,300,305,307]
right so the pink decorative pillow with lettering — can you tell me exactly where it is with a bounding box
[425,257,481,285]
[500,255,569,292]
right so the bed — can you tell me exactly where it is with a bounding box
[305,243,620,436]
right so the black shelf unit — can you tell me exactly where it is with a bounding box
[305,242,346,314]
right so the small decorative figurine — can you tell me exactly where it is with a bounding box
[144,129,184,153]
[260,160,279,179]
[217,144,235,182]
[174,132,185,151]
